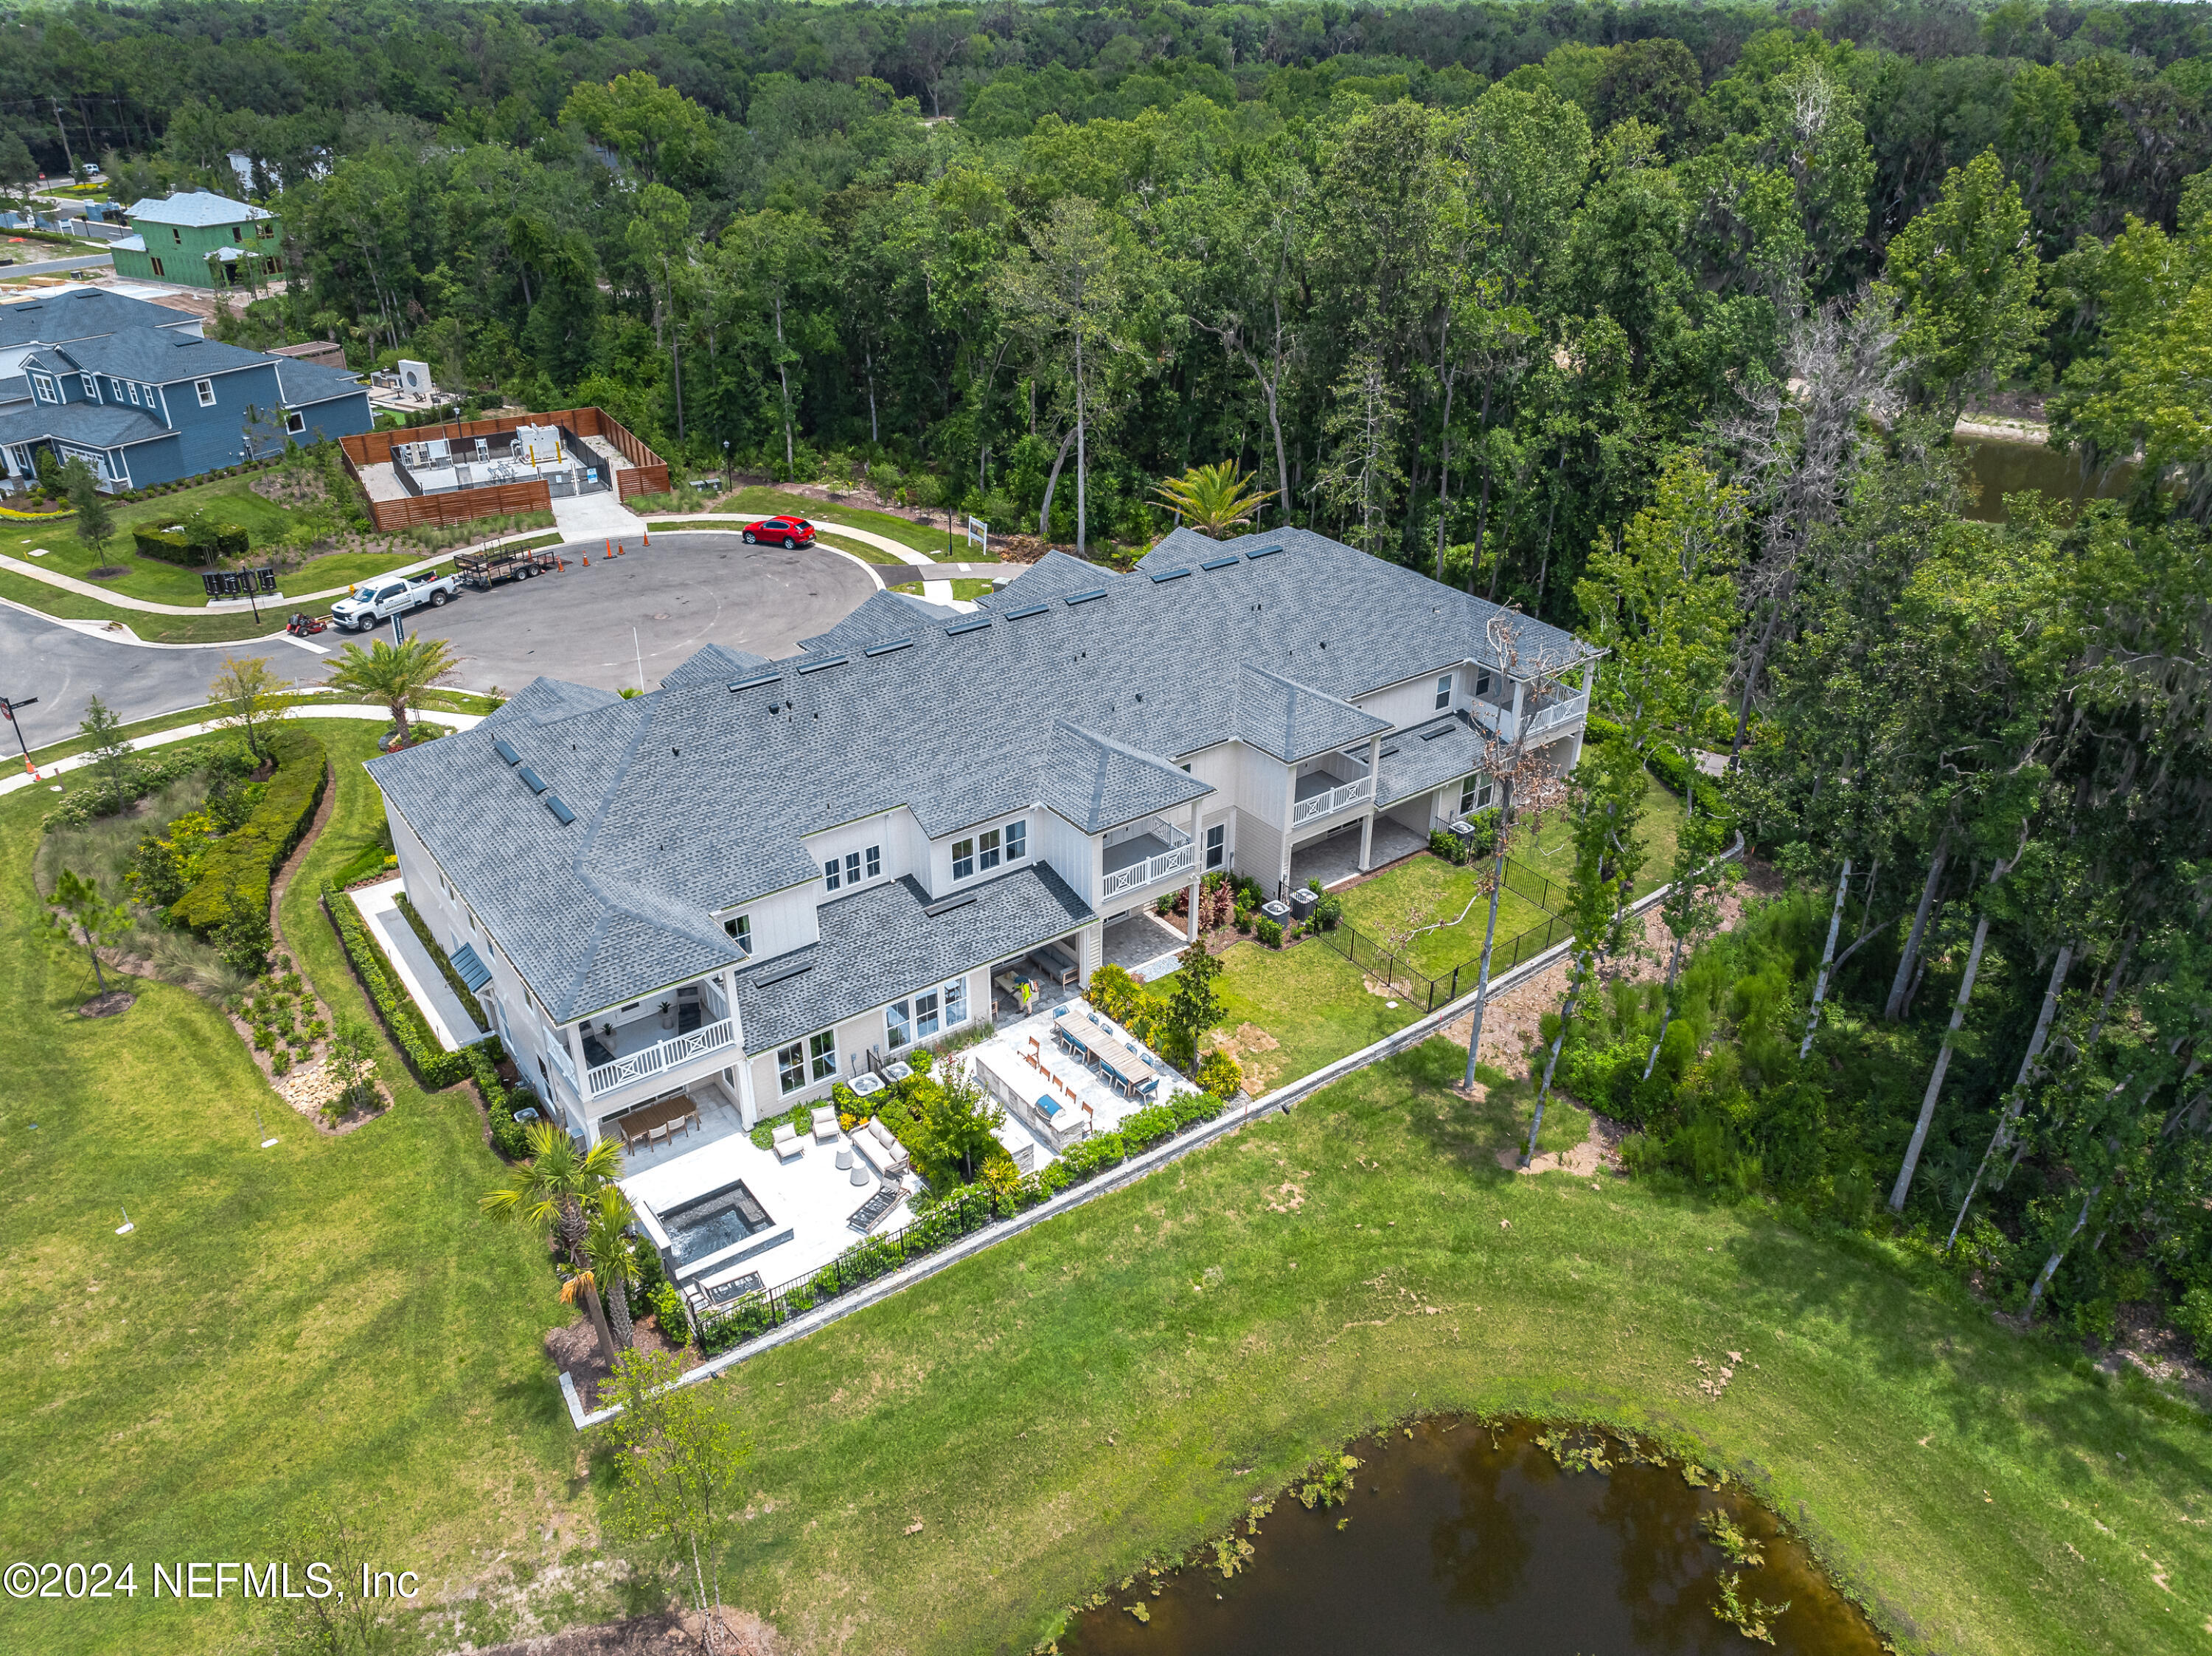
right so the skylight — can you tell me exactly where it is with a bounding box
[1200,555,1239,571]
[796,653,848,674]
[945,616,991,636]
[728,670,781,692]
[1004,603,1049,620]
[1246,543,1284,559]
[1148,567,1191,584]
[863,637,914,655]
[754,960,813,987]
[1065,588,1107,605]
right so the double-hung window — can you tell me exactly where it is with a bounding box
[142,383,156,408]
[913,989,941,1041]
[1460,776,1493,815]
[30,374,55,404]
[776,1042,807,1093]
[809,1031,837,1082]
[723,914,751,954]
[944,977,967,1027]
[80,374,98,400]
[952,838,974,879]
[1435,672,1454,711]
[824,856,841,891]
[1005,821,1026,861]
[195,378,216,408]
[1206,824,1225,869]
[866,845,881,877]
[980,829,1001,872]
[1475,671,1492,697]
[886,999,911,1048]
[844,851,861,886]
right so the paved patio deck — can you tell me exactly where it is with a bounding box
[1290,815,1427,891]
[1102,908,1190,980]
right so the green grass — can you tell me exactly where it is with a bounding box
[0,721,582,1656]
[722,486,978,559]
[0,566,281,642]
[8,730,2203,1656]
[24,691,499,765]
[1335,852,1557,979]
[1511,770,1686,900]
[1194,936,1428,1092]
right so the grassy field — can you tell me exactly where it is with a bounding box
[24,689,502,765]
[723,486,977,559]
[0,722,582,1656]
[1200,934,1427,1091]
[4,727,2202,1656]
[1511,770,1686,900]
[1335,852,1557,979]
[1,475,335,605]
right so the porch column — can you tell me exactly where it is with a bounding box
[1509,676,1526,740]
[1280,768,1296,895]
[1078,922,1102,986]
[1184,797,1202,942]
[1357,733,1382,873]
[564,1020,592,1130]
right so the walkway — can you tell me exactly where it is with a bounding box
[0,703,486,798]
[0,253,114,281]
[550,490,648,541]
[353,874,487,1049]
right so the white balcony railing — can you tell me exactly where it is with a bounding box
[1290,774,1375,828]
[1522,691,1590,739]
[585,1017,737,1098]
[1100,841,1197,902]
[1467,691,1590,742]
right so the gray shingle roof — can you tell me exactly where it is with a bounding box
[0,399,170,449]
[732,866,1091,1053]
[658,642,772,690]
[41,326,271,386]
[271,357,365,408]
[1375,710,1491,807]
[0,289,196,349]
[1236,663,1390,763]
[368,528,1593,1023]
[127,190,271,226]
[796,588,959,653]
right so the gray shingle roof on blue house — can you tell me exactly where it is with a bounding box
[368,528,1594,1023]
[0,289,197,349]
[0,400,169,449]
[34,326,271,386]
[271,356,366,409]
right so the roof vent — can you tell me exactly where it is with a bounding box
[945,616,991,636]
[728,669,781,693]
[796,653,847,675]
[516,765,549,794]
[1004,603,1049,620]
[1200,554,1239,571]
[1420,726,1452,742]
[754,960,813,987]
[1065,588,1107,606]
[492,737,521,765]
[864,637,914,656]
[924,893,978,918]
[1247,543,1283,559]
[1148,567,1191,584]
[544,793,576,824]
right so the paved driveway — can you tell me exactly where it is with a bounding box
[389,532,880,695]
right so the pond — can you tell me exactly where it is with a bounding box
[1062,1419,1888,1656]
[1959,434,2136,523]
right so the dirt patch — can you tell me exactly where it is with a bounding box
[1497,1110,1630,1177]
[1210,1022,1284,1093]
[2098,1303,2212,1408]
[546,1315,698,1408]
[83,565,129,580]
[77,989,136,1017]
[472,1605,789,1656]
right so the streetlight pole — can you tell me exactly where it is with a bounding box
[1,694,41,778]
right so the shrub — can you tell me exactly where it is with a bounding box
[465,1041,531,1158]
[394,891,490,1027]
[1429,827,1469,866]
[133,522,248,565]
[169,727,327,936]
[2179,1284,2212,1364]
[1197,1048,1245,1099]
[327,888,472,1088]
[1254,916,1283,948]
[649,1281,688,1342]
[1312,894,1343,931]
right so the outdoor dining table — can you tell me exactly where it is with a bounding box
[614,1095,698,1148]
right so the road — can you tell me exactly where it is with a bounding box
[345,532,877,696]
[0,252,115,281]
[0,601,322,745]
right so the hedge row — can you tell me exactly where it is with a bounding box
[325,888,472,1089]
[462,1041,535,1160]
[1581,716,1736,828]
[168,728,327,935]
[393,890,491,1030]
[134,523,250,565]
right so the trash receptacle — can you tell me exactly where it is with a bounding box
[1288,887,1320,925]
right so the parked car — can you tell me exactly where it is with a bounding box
[328,570,460,632]
[740,516,815,549]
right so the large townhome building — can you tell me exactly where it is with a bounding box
[0,288,202,380]
[109,189,284,289]
[0,324,371,493]
[363,529,1598,1153]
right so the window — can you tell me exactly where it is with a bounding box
[952,838,974,879]
[1475,671,1492,696]
[194,378,216,408]
[1460,776,1494,816]
[30,374,55,403]
[945,976,967,1027]
[286,411,305,434]
[865,844,880,878]
[914,989,941,1042]
[149,257,164,277]
[265,258,282,276]
[232,225,243,243]
[257,220,274,238]
[823,857,841,891]
[124,381,138,406]
[777,1043,807,1094]
[1006,821,1026,861]
[82,374,99,400]
[886,1000,910,1048]
[1435,672,1454,711]
[723,914,751,954]
[142,384,155,406]
[170,226,182,245]
[809,1030,837,1082]
[844,851,860,886]
[1206,824,1225,869]
[980,828,1001,872]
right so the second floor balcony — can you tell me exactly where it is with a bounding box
[1470,684,1590,744]
[552,977,740,1105]
[1291,751,1375,829]
[1101,814,1197,902]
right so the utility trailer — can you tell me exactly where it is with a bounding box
[453,544,560,591]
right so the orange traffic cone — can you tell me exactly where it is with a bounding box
[604,537,611,557]
[582,554,590,566]
[643,529,650,547]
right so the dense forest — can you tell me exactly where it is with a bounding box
[7,0,2212,1357]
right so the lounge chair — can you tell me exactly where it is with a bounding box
[772,1121,804,1160]
[864,1118,911,1175]
[811,1104,841,1142]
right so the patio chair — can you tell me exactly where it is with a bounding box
[771,1121,804,1160]
[810,1104,841,1142]
[684,1110,701,1136]
[647,1123,672,1151]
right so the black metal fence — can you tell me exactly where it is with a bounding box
[1307,857,1577,1015]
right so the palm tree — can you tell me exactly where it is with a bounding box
[1150,461,1279,539]
[481,1120,623,1263]
[325,635,460,747]
[559,1261,620,1370]
[580,1189,642,1349]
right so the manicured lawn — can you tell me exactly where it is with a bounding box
[1511,769,1686,900]
[24,690,501,765]
[1,475,360,605]
[1335,852,1557,979]
[675,1040,2205,1656]
[1193,936,1428,1092]
[0,722,582,1656]
[0,566,279,642]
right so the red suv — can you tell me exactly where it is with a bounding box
[741,516,816,549]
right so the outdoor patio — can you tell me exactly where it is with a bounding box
[603,1090,748,1174]
[953,1003,1194,1169]
[1101,907,1189,979]
[623,1113,917,1303]
[1290,815,1427,891]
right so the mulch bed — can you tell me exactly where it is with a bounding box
[84,566,129,580]
[77,989,136,1017]
[546,1313,699,1408]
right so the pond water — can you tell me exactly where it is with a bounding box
[1959,434,2136,523]
[1062,1419,1888,1656]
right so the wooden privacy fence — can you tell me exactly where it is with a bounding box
[338,407,670,532]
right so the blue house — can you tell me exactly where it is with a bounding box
[0,324,371,495]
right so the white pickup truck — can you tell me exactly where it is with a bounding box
[328,570,460,633]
